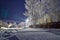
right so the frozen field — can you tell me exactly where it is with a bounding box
[0,28,60,40]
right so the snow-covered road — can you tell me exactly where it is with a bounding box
[0,28,60,40]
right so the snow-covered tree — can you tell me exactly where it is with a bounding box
[25,0,60,26]
[25,0,41,26]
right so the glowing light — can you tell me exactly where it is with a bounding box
[25,18,30,27]
[26,19,29,23]
[8,24,12,28]
[1,28,24,29]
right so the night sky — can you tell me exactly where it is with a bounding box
[0,0,26,22]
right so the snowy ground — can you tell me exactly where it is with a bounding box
[0,28,60,40]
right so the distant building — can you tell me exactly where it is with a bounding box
[0,20,19,28]
[0,20,2,28]
[0,20,8,28]
[18,22,26,27]
[8,21,18,28]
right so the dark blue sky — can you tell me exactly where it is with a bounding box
[0,0,26,22]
